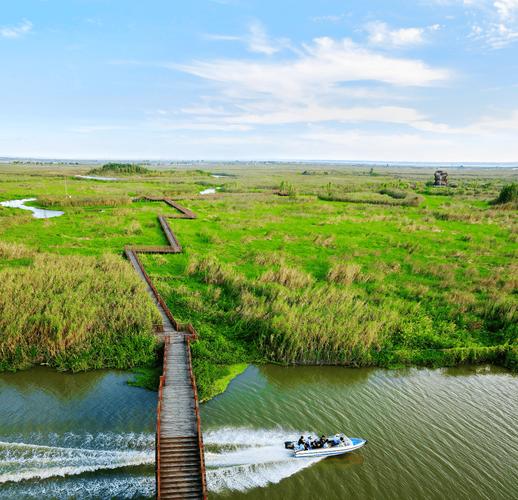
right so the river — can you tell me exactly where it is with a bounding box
[0,365,516,499]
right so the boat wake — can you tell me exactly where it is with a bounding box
[204,428,325,493]
[0,428,327,497]
[0,441,153,483]
[0,433,155,499]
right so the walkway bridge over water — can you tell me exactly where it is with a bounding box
[125,197,207,500]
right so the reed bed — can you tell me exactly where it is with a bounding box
[0,241,35,260]
[184,257,483,365]
[318,191,423,206]
[37,195,132,207]
[0,253,160,371]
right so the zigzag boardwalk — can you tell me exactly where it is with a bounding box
[125,198,207,500]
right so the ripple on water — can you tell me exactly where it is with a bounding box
[201,365,518,500]
[0,369,156,500]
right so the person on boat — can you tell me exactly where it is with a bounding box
[297,436,305,447]
[319,435,328,448]
[305,436,313,450]
[332,434,341,446]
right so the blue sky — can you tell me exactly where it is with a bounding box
[1,0,518,161]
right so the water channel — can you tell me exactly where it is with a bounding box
[0,365,516,499]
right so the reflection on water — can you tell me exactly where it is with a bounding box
[260,364,373,388]
[0,367,106,400]
[202,365,518,500]
[0,368,156,499]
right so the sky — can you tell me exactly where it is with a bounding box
[1,0,518,162]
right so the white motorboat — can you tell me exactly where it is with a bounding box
[285,434,367,458]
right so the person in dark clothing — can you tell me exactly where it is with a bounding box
[319,435,328,448]
[297,436,305,447]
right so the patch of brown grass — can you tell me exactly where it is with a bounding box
[260,265,313,289]
[327,262,366,285]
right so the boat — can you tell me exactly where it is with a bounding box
[284,434,367,458]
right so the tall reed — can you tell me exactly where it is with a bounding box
[0,253,160,371]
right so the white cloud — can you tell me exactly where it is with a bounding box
[204,33,241,42]
[246,21,281,55]
[214,105,427,127]
[205,20,289,55]
[163,35,452,136]
[0,19,32,39]
[492,0,518,44]
[494,0,518,20]
[177,37,449,99]
[365,21,442,48]
[451,0,518,47]
[463,108,518,133]
[366,22,425,47]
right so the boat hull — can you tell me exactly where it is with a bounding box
[293,438,367,458]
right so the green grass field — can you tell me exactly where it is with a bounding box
[0,162,516,398]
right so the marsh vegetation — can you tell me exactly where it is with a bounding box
[0,162,516,398]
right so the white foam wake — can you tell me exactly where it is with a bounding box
[0,431,154,452]
[0,475,155,500]
[0,435,154,484]
[204,428,324,493]
[1,429,324,495]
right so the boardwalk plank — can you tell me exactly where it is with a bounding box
[124,206,206,500]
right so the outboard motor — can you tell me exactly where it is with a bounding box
[284,441,295,449]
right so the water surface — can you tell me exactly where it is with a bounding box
[76,175,120,181]
[0,368,155,499]
[0,198,64,219]
[1,365,516,500]
[200,188,219,195]
[202,365,518,500]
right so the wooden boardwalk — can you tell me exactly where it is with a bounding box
[125,199,207,500]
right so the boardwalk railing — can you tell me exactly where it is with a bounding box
[156,337,169,499]
[124,198,207,500]
[186,336,208,496]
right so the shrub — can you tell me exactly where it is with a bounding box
[125,220,143,235]
[379,188,408,199]
[278,180,296,197]
[493,183,518,206]
[88,163,152,175]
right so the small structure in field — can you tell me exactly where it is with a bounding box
[434,170,448,186]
